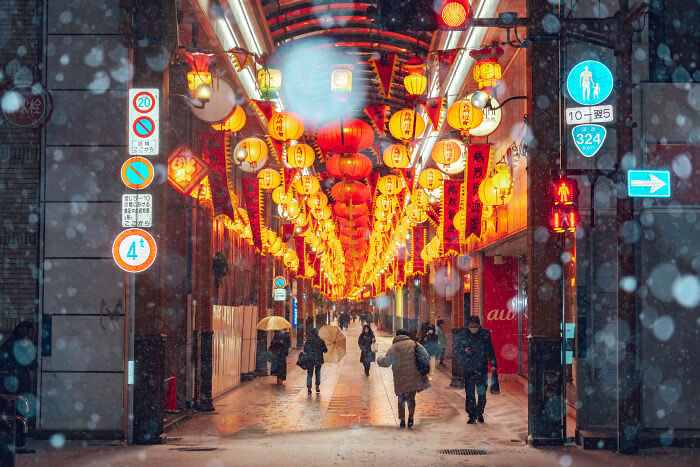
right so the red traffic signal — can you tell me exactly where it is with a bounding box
[439,0,471,30]
[550,176,579,233]
[551,177,579,206]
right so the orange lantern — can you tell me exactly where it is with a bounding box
[287,143,315,168]
[431,140,462,166]
[272,186,294,204]
[325,153,373,181]
[258,168,281,190]
[406,203,427,224]
[469,46,504,91]
[295,175,320,195]
[382,144,411,168]
[447,99,484,136]
[389,108,425,143]
[377,174,403,195]
[331,181,370,205]
[268,111,304,142]
[418,168,444,190]
[308,192,328,209]
[234,137,268,167]
[184,53,215,97]
[412,189,430,209]
[334,202,369,219]
[316,119,374,154]
[211,106,246,132]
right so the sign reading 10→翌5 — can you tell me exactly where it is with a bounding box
[566,60,614,158]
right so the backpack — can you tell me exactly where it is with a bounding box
[414,342,430,376]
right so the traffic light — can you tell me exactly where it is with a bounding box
[438,0,471,30]
[550,176,579,233]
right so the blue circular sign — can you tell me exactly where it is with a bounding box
[566,60,614,106]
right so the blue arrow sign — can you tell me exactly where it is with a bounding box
[627,170,671,198]
[567,60,614,106]
[572,124,606,157]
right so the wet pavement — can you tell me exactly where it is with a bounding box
[18,322,699,466]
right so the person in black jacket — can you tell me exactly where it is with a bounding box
[456,316,497,424]
[303,328,328,393]
[357,324,376,376]
[270,330,292,384]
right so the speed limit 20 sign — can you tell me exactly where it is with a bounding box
[128,89,159,156]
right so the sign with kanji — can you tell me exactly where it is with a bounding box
[167,144,209,196]
[465,144,490,239]
[566,104,613,125]
[1,84,53,128]
[121,194,152,228]
[128,88,159,155]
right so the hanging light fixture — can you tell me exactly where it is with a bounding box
[257,66,282,99]
[184,52,215,98]
[403,57,427,97]
[469,46,504,92]
[331,64,353,93]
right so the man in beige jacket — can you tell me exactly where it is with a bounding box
[377,329,431,428]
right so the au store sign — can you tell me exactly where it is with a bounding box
[566,60,614,106]
[572,124,607,157]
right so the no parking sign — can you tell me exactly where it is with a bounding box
[128,89,159,156]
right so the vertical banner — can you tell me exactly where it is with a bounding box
[364,105,388,137]
[367,172,380,202]
[400,168,416,193]
[397,248,406,285]
[436,49,460,88]
[242,177,263,250]
[369,54,398,98]
[412,226,426,275]
[248,99,276,124]
[281,223,294,243]
[282,167,297,192]
[312,258,321,288]
[465,144,490,239]
[424,97,445,131]
[442,180,462,255]
[201,131,235,220]
[294,236,305,276]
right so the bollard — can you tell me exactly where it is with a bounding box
[164,374,178,413]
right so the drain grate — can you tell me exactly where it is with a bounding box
[170,447,218,452]
[437,449,488,456]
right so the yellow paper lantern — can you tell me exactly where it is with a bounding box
[431,140,462,166]
[404,72,427,96]
[295,175,320,195]
[478,177,500,206]
[453,210,466,232]
[258,168,281,190]
[287,143,315,168]
[406,203,427,224]
[377,174,403,195]
[374,209,391,222]
[447,99,484,136]
[211,106,246,132]
[286,199,301,219]
[473,61,502,90]
[235,137,268,165]
[412,189,430,209]
[268,111,304,142]
[376,194,397,212]
[308,192,328,209]
[258,67,282,97]
[389,108,425,143]
[418,168,444,190]
[382,143,411,168]
[272,187,294,204]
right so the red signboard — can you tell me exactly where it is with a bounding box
[482,256,519,374]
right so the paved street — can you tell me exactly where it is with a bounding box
[18,322,698,466]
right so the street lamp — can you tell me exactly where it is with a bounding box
[470,90,526,110]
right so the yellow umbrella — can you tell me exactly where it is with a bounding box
[318,325,346,363]
[256,316,292,331]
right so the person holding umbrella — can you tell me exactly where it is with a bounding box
[270,330,291,385]
[304,328,328,394]
[357,324,376,376]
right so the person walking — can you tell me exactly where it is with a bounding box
[419,324,439,380]
[269,330,291,384]
[456,316,497,424]
[436,320,447,367]
[377,329,431,428]
[303,327,328,394]
[357,324,376,376]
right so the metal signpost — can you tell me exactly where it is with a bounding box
[128,89,159,156]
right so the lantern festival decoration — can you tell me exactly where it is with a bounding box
[316,119,374,154]
[389,108,426,143]
[268,111,305,142]
[377,174,404,195]
[418,168,444,190]
[326,153,373,181]
[447,99,484,137]
[331,180,370,205]
[403,57,427,96]
[469,46,504,92]
[272,186,294,204]
[431,139,462,168]
[287,143,315,168]
[308,192,328,209]
[211,106,246,132]
[382,144,411,168]
[411,189,430,209]
[406,203,428,224]
[234,137,268,172]
[184,52,215,97]
[258,168,282,190]
[257,66,282,99]
[295,175,321,195]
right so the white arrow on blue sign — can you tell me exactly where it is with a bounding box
[572,124,607,157]
[566,60,614,106]
[627,170,671,198]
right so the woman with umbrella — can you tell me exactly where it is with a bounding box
[269,330,291,385]
[357,324,376,376]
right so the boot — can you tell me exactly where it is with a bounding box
[307,386,312,394]
[316,385,321,393]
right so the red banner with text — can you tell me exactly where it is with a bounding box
[465,144,490,239]
[242,177,263,250]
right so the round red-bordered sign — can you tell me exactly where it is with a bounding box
[132,116,155,138]
[121,156,154,189]
[132,91,156,113]
[112,228,157,273]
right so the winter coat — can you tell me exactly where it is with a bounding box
[420,327,440,356]
[303,334,328,366]
[270,332,291,357]
[358,331,376,364]
[455,328,497,374]
[436,327,447,349]
[377,335,431,396]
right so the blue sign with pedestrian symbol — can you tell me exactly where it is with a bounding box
[567,60,614,106]
[627,170,671,198]
[572,124,606,157]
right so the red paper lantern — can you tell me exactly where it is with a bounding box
[333,202,369,218]
[316,119,374,154]
[331,181,370,205]
[325,153,373,181]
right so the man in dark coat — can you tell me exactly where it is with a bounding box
[357,324,376,376]
[456,316,497,424]
[303,328,328,393]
